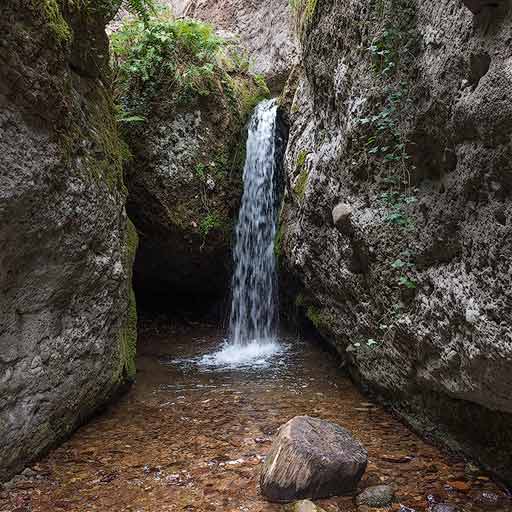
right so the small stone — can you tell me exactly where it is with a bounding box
[446,480,471,492]
[475,491,510,509]
[332,202,353,230]
[381,454,414,463]
[283,500,327,512]
[464,462,481,479]
[260,416,368,502]
[356,484,395,508]
[206,176,216,191]
[21,468,37,478]
[431,504,458,512]
[396,506,417,512]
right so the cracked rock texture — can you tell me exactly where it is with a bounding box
[0,0,137,481]
[279,0,512,484]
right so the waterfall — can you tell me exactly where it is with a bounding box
[228,99,279,346]
[200,99,283,368]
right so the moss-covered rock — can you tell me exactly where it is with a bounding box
[114,12,269,307]
[0,0,137,481]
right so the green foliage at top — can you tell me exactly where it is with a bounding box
[112,9,225,105]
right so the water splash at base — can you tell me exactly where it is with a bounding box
[199,339,284,369]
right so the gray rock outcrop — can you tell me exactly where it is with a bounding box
[260,416,368,502]
[117,22,270,307]
[279,0,512,485]
[0,0,137,481]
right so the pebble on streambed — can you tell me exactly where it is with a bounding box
[283,499,327,512]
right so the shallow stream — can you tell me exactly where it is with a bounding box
[1,324,510,512]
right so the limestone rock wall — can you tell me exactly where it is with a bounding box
[0,0,137,480]
[279,0,512,483]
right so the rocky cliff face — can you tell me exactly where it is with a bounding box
[115,16,270,310]
[280,0,512,483]
[0,0,137,481]
[165,0,297,92]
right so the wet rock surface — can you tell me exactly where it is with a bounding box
[356,484,395,507]
[279,0,512,483]
[283,499,327,512]
[260,416,368,502]
[0,0,136,481]
[0,324,508,511]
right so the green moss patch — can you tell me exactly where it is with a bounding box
[38,0,72,44]
[294,168,309,200]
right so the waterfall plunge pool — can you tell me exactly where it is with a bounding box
[2,323,509,512]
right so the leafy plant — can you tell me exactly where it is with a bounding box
[123,0,156,24]
[199,213,222,237]
[112,10,225,106]
[359,1,420,308]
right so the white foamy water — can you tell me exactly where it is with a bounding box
[199,99,282,369]
[199,339,284,369]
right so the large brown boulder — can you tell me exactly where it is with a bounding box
[0,0,137,481]
[260,416,368,502]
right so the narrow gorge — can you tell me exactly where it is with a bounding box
[0,0,511,511]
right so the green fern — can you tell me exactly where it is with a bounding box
[123,0,156,23]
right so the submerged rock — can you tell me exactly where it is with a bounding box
[356,485,395,508]
[260,416,368,502]
[430,504,458,512]
[283,500,327,512]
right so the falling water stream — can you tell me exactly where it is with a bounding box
[201,100,283,368]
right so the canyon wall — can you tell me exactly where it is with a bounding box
[0,0,137,480]
[279,0,512,483]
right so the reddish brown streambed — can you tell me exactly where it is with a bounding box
[1,324,510,512]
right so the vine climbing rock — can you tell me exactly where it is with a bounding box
[260,416,368,502]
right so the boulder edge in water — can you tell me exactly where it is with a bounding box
[260,416,368,502]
